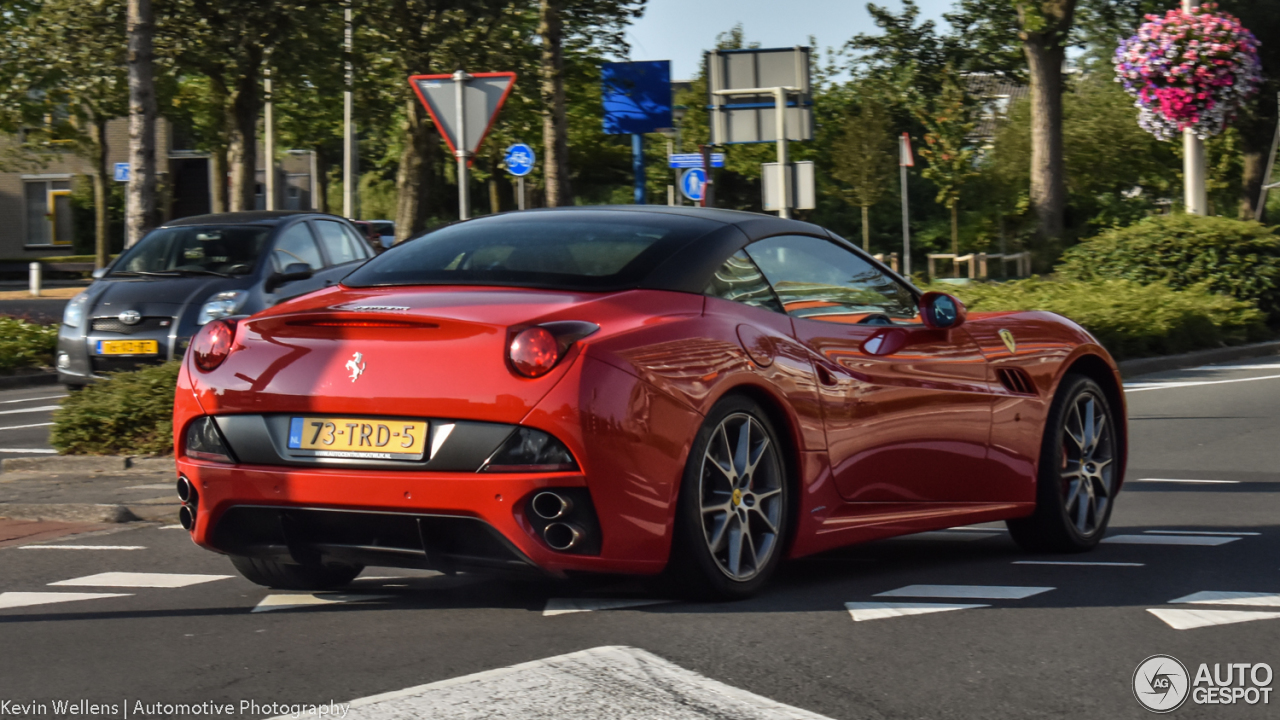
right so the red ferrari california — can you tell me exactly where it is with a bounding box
[173,207,1126,598]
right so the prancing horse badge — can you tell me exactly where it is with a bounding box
[998,329,1017,354]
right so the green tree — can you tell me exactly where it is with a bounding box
[911,70,978,261]
[830,100,898,251]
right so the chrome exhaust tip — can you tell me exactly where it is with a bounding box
[176,475,198,504]
[178,504,195,531]
[531,491,572,520]
[543,522,583,551]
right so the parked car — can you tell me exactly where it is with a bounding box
[351,221,383,251]
[57,211,376,387]
[174,206,1126,598]
[363,219,395,249]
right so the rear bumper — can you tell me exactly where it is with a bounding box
[177,458,667,576]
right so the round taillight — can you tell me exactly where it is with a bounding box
[192,319,236,372]
[509,327,559,378]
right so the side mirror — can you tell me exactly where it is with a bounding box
[919,291,967,330]
[264,262,313,293]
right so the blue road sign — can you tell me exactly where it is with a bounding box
[680,168,706,202]
[669,153,724,169]
[602,61,672,135]
[113,163,130,182]
[504,143,535,177]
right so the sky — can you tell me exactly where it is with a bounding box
[625,0,957,80]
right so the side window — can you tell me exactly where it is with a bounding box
[745,235,919,323]
[705,250,784,313]
[314,220,366,266]
[342,224,372,259]
[271,223,324,272]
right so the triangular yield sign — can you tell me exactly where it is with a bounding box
[252,593,390,613]
[542,598,670,616]
[845,601,988,622]
[409,72,516,164]
[0,591,131,610]
[1147,608,1280,630]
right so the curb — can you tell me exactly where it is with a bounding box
[0,455,175,475]
[1118,340,1280,378]
[0,371,59,390]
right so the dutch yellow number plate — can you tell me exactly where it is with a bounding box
[287,417,429,460]
[96,339,159,355]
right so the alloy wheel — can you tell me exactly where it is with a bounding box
[699,413,783,581]
[1060,391,1115,537]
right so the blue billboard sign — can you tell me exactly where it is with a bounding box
[602,61,672,135]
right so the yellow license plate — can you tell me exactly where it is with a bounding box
[287,417,429,459]
[96,339,159,355]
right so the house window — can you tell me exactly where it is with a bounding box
[24,179,73,247]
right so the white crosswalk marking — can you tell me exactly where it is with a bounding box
[21,546,146,551]
[271,645,835,720]
[543,598,671,616]
[1013,561,1144,567]
[845,602,987,622]
[1102,534,1240,546]
[1169,591,1280,607]
[49,572,231,588]
[0,592,131,610]
[1144,530,1260,536]
[875,585,1053,600]
[1147,608,1280,630]
[1131,478,1241,485]
[253,594,391,613]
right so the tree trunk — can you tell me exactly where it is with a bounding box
[861,204,870,252]
[1240,148,1267,221]
[395,97,434,242]
[210,147,228,213]
[226,54,262,212]
[489,156,501,215]
[538,0,573,206]
[950,200,959,258]
[126,0,157,246]
[1019,1,1076,246]
[314,149,330,214]
[88,117,110,270]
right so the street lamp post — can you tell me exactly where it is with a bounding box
[1183,0,1207,215]
[342,1,356,219]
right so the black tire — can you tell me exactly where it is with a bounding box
[229,555,363,591]
[1007,374,1120,553]
[668,395,791,600]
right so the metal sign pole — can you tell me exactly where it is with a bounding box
[342,1,355,219]
[774,87,789,219]
[900,135,911,278]
[454,70,471,220]
[632,134,645,204]
[1182,0,1207,215]
[518,177,526,210]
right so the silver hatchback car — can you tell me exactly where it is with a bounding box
[57,211,376,387]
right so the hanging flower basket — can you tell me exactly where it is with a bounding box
[1114,3,1262,141]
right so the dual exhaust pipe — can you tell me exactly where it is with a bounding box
[531,491,582,551]
[177,476,198,531]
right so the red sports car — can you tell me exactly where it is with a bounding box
[173,207,1126,598]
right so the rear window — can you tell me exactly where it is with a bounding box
[342,212,719,291]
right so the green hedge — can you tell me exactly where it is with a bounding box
[51,361,179,456]
[1058,215,1280,320]
[943,278,1268,360]
[0,317,58,373]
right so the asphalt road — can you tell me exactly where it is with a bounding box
[0,385,67,458]
[3,359,1280,719]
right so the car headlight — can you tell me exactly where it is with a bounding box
[62,292,89,328]
[197,290,248,326]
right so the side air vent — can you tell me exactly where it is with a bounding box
[996,367,1037,395]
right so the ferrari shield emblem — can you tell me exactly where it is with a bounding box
[998,329,1017,354]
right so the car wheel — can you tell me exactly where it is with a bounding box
[669,396,790,600]
[1007,374,1119,552]
[229,555,363,590]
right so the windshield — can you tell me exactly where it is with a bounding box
[342,211,719,291]
[109,225,271,277]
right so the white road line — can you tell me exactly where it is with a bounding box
[272,645,837,720]
[1013,561,1145,567]
[543,598,671,616]
[1170,591,1280,607]
[0,422,54,431]
[0,448,56,453]
[253,593,391,613]
[0,405,60,416]
[845,602,988,622]
[1145,530,1260,536]
[1102,534,1240,546]
[159,524,185,530]
[0,591,131,611]
[1148,608,1280,630]
[0,395,66,405]
[1132,478,1241,485]
[1125,372,1280,393]
[875,585,1053,600]
[21,545,146,551]
[49,572,231,588]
